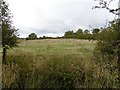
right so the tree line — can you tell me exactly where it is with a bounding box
[26,28,100,40]
[63,28,100,40]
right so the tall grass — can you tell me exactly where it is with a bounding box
[2,39,119,88]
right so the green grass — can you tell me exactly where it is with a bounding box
[3,39,119,88]
[19,39,95,55]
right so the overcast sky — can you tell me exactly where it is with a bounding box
[7,0,118,37]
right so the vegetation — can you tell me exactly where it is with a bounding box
[2,0,120,89]
[25,28,100,40]
[1,1,19,64]
[26,33,37,40]
[94,20,120,85]
[63,28,97,40]
[2,39,120,88]
[93,0,120,84]
[2,39,93,88]
[92,28,100,34]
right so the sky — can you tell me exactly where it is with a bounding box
[7,0,118,38]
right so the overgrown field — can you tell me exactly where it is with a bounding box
[2,39,119,88]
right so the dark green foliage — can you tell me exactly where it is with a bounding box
[91,28,100,40]
[1,1,19,48]
[64,30,74,38]
[92,28,100,34]
[84,29,90,34]
[76,29,83,34]
[94,20,118,58]
[38,36,62,39]
[93,20,120,87]
[43,36,46,39]
[42,36,53,39]
[26,33,37,40]
[1,1,19,64]
[64,29,94,40]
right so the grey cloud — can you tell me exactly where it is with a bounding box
[8,0,116,37]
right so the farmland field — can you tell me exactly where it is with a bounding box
[8,39,96,70]
[19,39,95,56]
[3,39,119,88]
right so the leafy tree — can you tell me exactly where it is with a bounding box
[63,29,93,39]
[92,28,100,34]
[1,1,19,64]
[91,28,100,40]
[43,36,46,39]
[74,29,83,39]
[83,29,93,40]
[83,29,90,34]
[64,30,74,38]
[27,33,37,40]
[76,29,83,34]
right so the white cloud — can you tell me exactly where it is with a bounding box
[7,0,117,37]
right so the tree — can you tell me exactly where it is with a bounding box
[92,28,100,34]
[74,29,83,39]
[94,0,120,84]
[27,33,37,40]
[64,30,74,38]
[1,1,19,64]
[93,0,120,16]
[84,29,90,34]
[76,29,83,34]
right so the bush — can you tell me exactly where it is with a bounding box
[92,20,120,88]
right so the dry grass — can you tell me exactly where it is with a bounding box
[2,39,119,88]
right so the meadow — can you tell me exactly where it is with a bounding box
[2,39,119,88]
